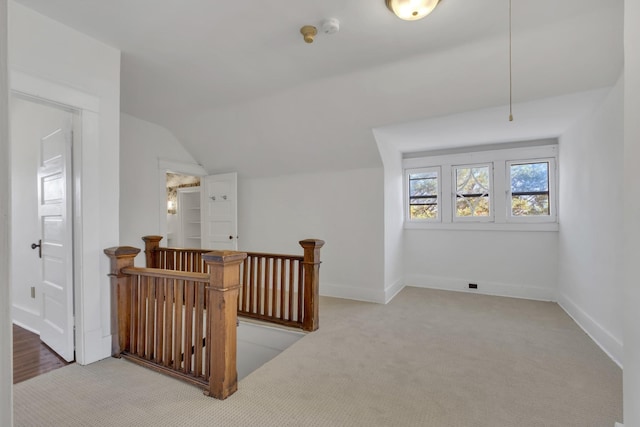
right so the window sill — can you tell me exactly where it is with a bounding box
[404,221,559,232]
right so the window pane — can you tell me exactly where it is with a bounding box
[510,162,550,216]
[455,166,490,217]
[409,171,438,219]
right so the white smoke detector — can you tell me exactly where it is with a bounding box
[321,18,340,35]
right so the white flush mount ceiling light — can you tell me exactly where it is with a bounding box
[386,0,440,21]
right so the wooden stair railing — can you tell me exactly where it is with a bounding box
[105,246,246,400]
[142,236,324,332]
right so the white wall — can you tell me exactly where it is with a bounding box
[557,78,624,365]
[237,168,386,303]
[404,230,558,300]
[119,113,203,263]
[9,2,120,364]
[375,133,407,303]
[0,0,12,424]
[624,0,640,423]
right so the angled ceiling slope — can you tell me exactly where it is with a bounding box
[15,0,624,177]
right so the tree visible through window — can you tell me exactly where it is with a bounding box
[510,162,550,216]
[455,165,491,218]
[408,169,438,220]
[403,144,557,227]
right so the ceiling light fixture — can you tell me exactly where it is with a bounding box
[385,0,440,21]
[300,25,318,44]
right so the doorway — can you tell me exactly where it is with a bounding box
[166,172,201,248]
[10,94,78,365]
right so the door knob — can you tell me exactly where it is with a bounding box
[31,239,42,258]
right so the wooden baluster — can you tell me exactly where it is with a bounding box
[155,277,164,364]
[130,275,139,354]
[264,256,271,316]
[167,249,175,270]
[280,259,286,320]
[288,259,294,322]
[299,239,324,332]
[194,282,205,378]
[104,246,141,356]
[257,256,263,315]
[241,257,249,313]
[249,256,256,314]
[173,280,183,369]
[147,277,156,360]
[163,278,173,367]
[203,250,247,400]
[142,235,163,268]
[297,261,303,323]
[272,258,278,318]
[184,281,194,374]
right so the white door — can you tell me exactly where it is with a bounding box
[201,173,238,250]
[37,121,75,362]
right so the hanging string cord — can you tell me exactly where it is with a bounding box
[509,0,513,121]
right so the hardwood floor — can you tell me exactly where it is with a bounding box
[12,324,72,384]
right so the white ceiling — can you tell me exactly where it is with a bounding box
[15,0,625,177]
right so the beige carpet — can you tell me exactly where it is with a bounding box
[13,287,622,426]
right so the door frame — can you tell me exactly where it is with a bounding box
[11,71,99,365]
[157,158,207,245]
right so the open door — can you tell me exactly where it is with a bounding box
[37,121,75,362]
[201,172,238,250]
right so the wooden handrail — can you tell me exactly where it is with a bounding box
[122,266,208,282]
[105,246,246,400]
[142,236,324,332]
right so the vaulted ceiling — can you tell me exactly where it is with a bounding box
[15,0,624,177]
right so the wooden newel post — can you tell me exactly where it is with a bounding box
[202,250,247,400]
[104,246,141,356]
[299,239,325,332]
[142,235,163,268]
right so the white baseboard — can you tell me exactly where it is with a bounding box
[405,274,556,302]
[615,423,623,427]
[558,293,623,368]
[11,303,40,334]
[384,279,405,304]
[320,282,385,304]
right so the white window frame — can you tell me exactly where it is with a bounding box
[452,163,494,223]
[403,143,559,231]
[506,158,557,223]
[405,166,441,222]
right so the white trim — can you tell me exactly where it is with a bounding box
[558,292,623,368]
[320,282,386,304]
[0,3,12,423]
[403,143,559,230]
[11,319,38,335]
[452,162,494,222]
[506,158,558,223]
[404,221,559,232]
[11,71,99,112]
[405,166,441,223]
[158,158,206,176]
[10,71,101,365]
[384,279,405,304]
[157,158,207,244]
[405,274,557,301]
[11,304,40,332]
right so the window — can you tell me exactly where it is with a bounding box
[407,168,439,221]
[454,164,492,220]
[403,143,558,231]
[507,159,556,221]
